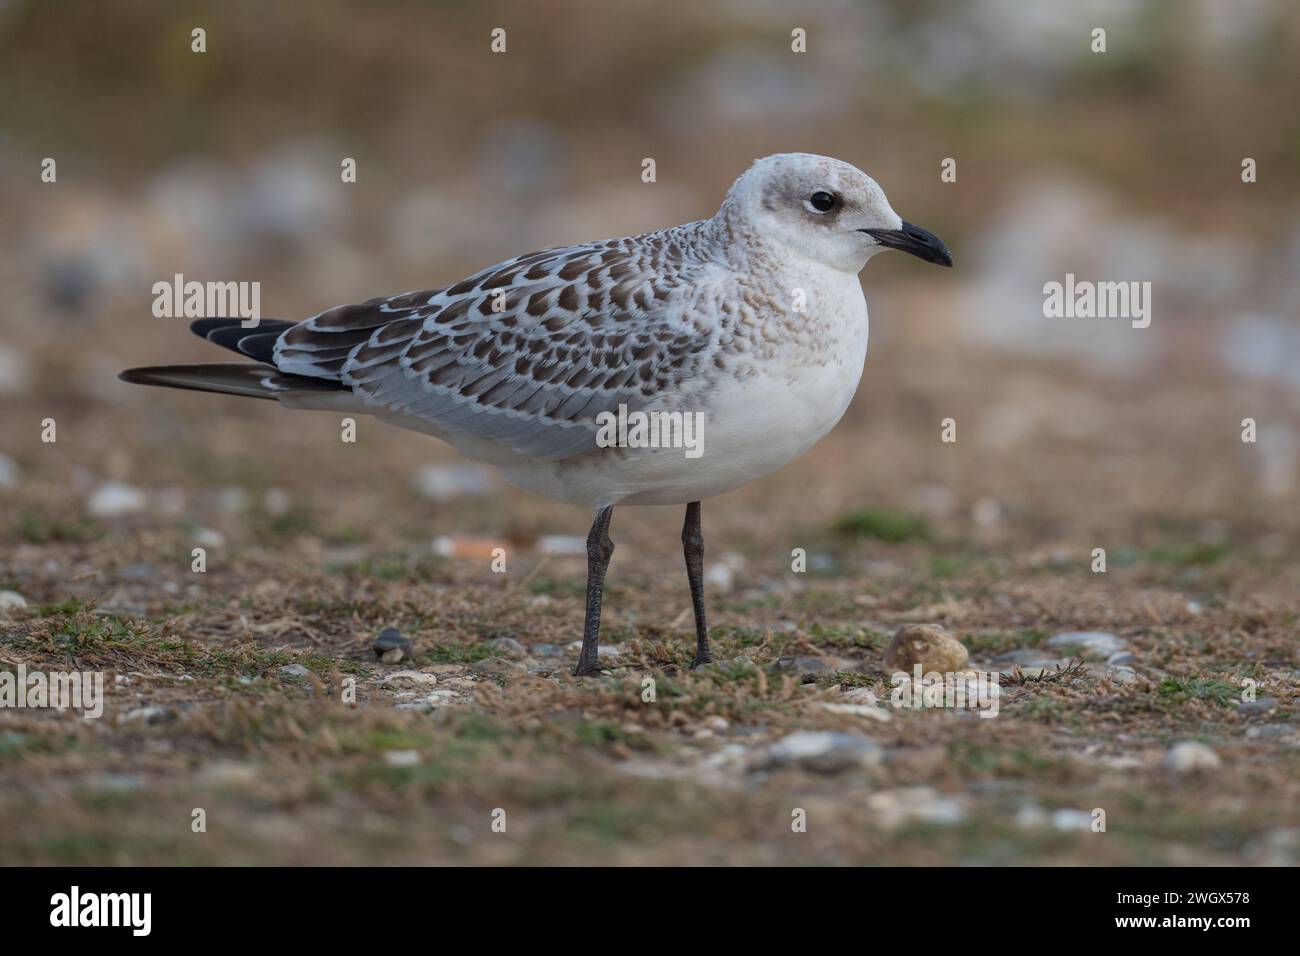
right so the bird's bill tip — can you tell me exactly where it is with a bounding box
[863,221,953,267]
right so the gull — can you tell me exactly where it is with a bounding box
[121,153,952,676]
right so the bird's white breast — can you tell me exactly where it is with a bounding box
[511,268,871,508]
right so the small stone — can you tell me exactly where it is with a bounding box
[483,637,527,659]
[1106,651,1136,666]
[1050,809,1096,832]
[1045,631,1127,660]
[842,686,878,705]
[817,702,892,722]
[87,482,147,517]
[704,563,734,592]
[263,487,291,516]
[194,527,226,548]
[1237,698,1278,716]
[0,452,20,490]
[762,731,882,774]
[278,663,311,680]
[532,643,565,658]
[769,656,834,682]
[703,715,729,732]
[372,627,412,662]
[867,787,965,828]
[123,705,175,724]
[379,670,438,687]
[564,641,622,659]
[1246,723,1294,740]
[471,656,523,677]
[883,624,969,674]
[1164,741,1221,772]
[993,648,1069,672]
[383,749,421,767]
[1100,664,1138,684]
[0,590,28,613]
[535,535,586,556]
[413,463,494,501]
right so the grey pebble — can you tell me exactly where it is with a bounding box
[1237,698,1279,716]
[1045,631,1127,660]
[483,637,527,659]
[769,656,834,682]
[372,627,413,662]
[761,731,882,774]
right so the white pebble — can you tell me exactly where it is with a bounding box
[1164,741,1221,772]
[87,482,147,517]
[0,590,28,612]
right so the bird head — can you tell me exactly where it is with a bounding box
[722,152,952,273]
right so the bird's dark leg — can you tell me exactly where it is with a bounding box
[682,500,712,668]
[574,506,615,676]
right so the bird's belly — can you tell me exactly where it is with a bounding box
[510,351,866,508]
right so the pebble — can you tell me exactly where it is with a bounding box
[216,487,249,514]
[122,705,175,724]
[1246,723,1294,740]
[817,702,892,722]
[1106,651,1136,666]
[1099,664,1138,685]
[841,686,878,705]
[768,656,835,682]
[703,564,734,592]
[535,535,586,556]
[1045,631,1127,660]
[0,590,28,613]
[194,527,226,548]
[483,637,527,659]
[1236,698,1278,716]
[278,663,311,680]
[1050,809,1097,832]
[564,641,622,659]
[87,482,147,517]
[761,731,883,774]
[472,656,524,677]
[413,463,495,501]
[867,787,965,828]
[379,670,438,687]
[383,750,421,767]
[1164,741,1221,772]
[883,623,970,674]
[532,643,565,658]
[0,452,19,490]
[262,488,291,516]
[372,627,413,663]
[993,649,1070,672]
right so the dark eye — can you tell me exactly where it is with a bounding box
[809,191,836,212]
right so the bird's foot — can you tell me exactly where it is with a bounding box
[689,654,714,670]
[573,659,601,677]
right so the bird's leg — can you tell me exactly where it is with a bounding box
[682,500,712,668]
[574,506,615,676]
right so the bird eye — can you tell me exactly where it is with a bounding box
[809,191,836,212]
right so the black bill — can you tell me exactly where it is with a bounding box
[862,220,953,267]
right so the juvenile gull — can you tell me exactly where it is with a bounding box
[121,153,952,675]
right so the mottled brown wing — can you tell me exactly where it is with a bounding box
[273,234,717,459]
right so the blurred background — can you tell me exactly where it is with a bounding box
[2,0,1298,572]
[1,0,1298,867]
